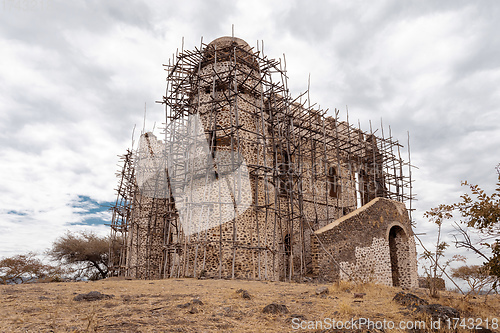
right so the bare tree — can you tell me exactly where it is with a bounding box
[0,253,61,284]
[421,205,452,297]
[451,265,497,297]
[48,231,119,280]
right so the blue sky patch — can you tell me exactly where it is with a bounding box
[70,195,114,226]
[7,210,28,216]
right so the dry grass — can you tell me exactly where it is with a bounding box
[0,278,498,332]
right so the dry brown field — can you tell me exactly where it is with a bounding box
[1,277,499,332]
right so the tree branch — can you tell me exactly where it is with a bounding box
[453,223,490,261]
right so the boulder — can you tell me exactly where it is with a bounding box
[73,291,113,302]
[236,289,251,299]
[262,303,289,314]
[315,286,329,295]
[393,291,428,309]
[415,303,460,321]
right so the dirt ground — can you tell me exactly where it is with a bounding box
[0,277,499,332]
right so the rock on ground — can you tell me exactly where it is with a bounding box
[392,291,428,308]
[316,286,329,295]
[262,303,289,314]
[73,291,114,302]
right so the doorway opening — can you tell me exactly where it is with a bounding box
[388,225,408,287]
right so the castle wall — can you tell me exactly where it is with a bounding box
[311,197,418,288]
[126,196,168,279]
[121,36,417,285]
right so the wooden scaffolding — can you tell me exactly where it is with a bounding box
[109,37,415,280]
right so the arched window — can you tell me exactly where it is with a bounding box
[358,168,370,205]
[284,233,291,255]
[208,128,217,158]
[327,166,340,198]
[208,125,235,158]
[279,150,291,196]
[216,134,232,148]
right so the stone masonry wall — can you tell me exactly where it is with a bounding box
[125,36,418,284]
[311,197,418,288]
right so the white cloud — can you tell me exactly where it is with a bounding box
[1,1,499,277]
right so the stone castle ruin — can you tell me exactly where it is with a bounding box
[110,36,418,288]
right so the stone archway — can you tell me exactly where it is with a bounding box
[388,225,409,287]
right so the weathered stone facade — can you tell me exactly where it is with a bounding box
[112,36,418,287]
[311,198,418,287]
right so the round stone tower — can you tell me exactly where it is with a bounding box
[182,36,279,280]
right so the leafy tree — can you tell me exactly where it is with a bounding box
[48,231,118,280]
[456,164,500,235]
[490,242,500,278]
[452,164,500,282]
[0,253,61,284]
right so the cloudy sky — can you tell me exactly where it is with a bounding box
[1,0,499,278]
